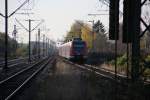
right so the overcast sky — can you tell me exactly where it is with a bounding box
[0,0,150,43]
[0,0,109,43]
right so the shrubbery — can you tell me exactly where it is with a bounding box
[109,54,127,66]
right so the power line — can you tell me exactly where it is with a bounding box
[99,0,123,15]
[3,0,33,69]
[15,18,44,62]
[31,20,44,32]
[8,0,31,17]
[0,13,5,17]
[88,13,109,16]
[15,18,29,31]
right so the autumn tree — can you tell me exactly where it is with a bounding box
[64,20,108,52]
[81,23,93,49]
[64,20,83,42]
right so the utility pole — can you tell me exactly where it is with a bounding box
[38,29,41,59]
[46,37,48,56]
[46,38,48,56]
[131,0,141,81]
[13,25,17,48]
[43,34,45,57]
[28,19,31,62]
[13,25,18,57]
[123,0,141,81]
[47,38,49,56]
[4,0,8,70]
[48,39,50,56]
[35,33,38,57]
[16,18,44,62]
[27,19,41,62]
[50,40,52,55]
[45,37,47,56]
[2,0,30,70]
[26,19,35,62]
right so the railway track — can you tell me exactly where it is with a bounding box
[84,64,150,84]
[64,59,123,82]
[0,61,36,81]
[0,55,39,68]
[64,59,150,85]
[0,56,54,100]
[0,58,27,68]
[0,62,28,71]
[84,64,128,79]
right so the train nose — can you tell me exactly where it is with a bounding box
[74,51,80,55]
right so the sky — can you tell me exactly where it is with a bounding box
[0,0,150,43]
[0,0,109,43]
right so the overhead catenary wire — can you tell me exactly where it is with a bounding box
[8,0,31,18]
[99,0,123,15]
[2,0,34,69]
[0,13,5,17]
[15,18,29,32]
[31,20,44,32]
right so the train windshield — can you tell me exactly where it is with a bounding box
[73,41,85,51]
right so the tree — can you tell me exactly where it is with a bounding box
[81,23,93,49]
[64,20,84,42]
[16,44,28,57]
[0,32,18,57]
[64,20,108,51]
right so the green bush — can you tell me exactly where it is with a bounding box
[145,55,150,62]
[143,55,150,69]
[109,54,127,66]
[117,54,127,66]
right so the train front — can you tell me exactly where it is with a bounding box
[70,39,87,62]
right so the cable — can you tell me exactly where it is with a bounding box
[31,20,44,32]
[9,0,31,18]
[0,13,5,17]
[15,18,29,32]
[98,0,123,15]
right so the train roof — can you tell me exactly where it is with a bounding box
[58,41,72,47]
[73,38,82,41]
[58,38,85,48]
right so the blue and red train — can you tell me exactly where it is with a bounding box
[59,38,87,63]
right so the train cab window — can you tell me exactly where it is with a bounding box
[73,41,85,51]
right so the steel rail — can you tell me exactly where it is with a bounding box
[0,62,27,71]
[0,57,28,66]
[5,57,54,100]
[0,58,46,85]
[84,64,127,78]
[0,57,54,100]
[63,59,130,85]
[63,58,150,85]
[84,64,150,84]
[0,55,39,67]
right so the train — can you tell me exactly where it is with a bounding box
[59,38,87,63]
